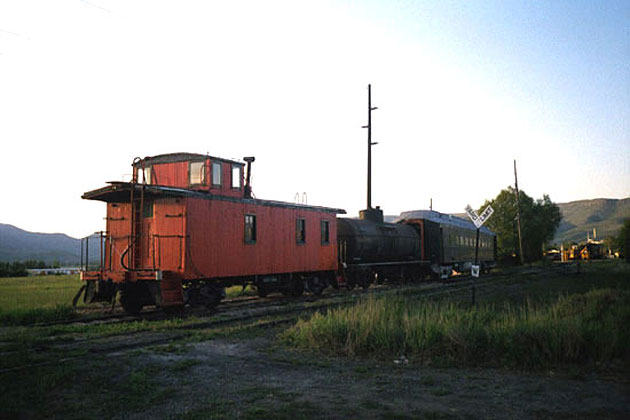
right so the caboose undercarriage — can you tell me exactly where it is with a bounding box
[78,268,338,314]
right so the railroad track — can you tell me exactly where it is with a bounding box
[35,262,577,330]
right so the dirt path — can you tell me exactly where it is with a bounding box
[112,330,629,419]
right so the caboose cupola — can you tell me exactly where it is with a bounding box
[130,152,246,199]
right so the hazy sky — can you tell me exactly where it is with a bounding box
[1,0,628,238]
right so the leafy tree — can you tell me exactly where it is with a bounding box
[613,219,630,261]
[480,187,561,263]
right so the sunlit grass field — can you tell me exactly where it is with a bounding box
[0,275,257,325]
[0,274,82,325]
[0,276,255,310]
[0,274,82,311]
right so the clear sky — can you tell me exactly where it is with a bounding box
[1,0,628,238]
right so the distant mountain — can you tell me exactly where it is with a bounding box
[0,224,99,265]
[555,198,629,243]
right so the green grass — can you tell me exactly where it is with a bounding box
[0,274,83,325]
[282,262,630,369]
[225,283,257,298]
[0,274,83,310]
[0,362,80,419]
[0,304,78,326]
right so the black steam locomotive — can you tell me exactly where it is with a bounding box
[336,207,496,288]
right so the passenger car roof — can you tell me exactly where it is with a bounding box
[395,210,495,235]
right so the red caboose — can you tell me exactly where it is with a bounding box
[80,153,344,313]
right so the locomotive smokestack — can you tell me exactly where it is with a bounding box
[243,156,255,198]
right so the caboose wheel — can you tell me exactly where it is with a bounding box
[199,284,224,309]
[256,283,268,298]
[120,284,143,315]
[306,276,328,296]
[284,277,304,297]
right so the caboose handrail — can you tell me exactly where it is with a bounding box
[80,231,106,272]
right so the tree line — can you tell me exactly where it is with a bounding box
[0,260,62,278]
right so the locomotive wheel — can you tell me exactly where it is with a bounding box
[120,283,143,315]
[345,272,357,289]
[358,276,371,290]
[355,271,371,289]
[306,276,328,296]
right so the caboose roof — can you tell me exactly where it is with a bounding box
[134,152,244,167]
[82,182,345,214]
[395,210,495,235]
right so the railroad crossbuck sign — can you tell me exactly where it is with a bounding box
[465,204,494,278]
[465,205,494,229]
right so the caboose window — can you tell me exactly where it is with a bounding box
[321,220,330,245]
[244,214,256,243]
[296,218,306,244]
[189,161,205,185]
[137,166,151,184]
[231,165,241,189]
[212,162,222,187]
[142,201,153,218]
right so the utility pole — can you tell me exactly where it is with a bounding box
[364,84,378,209]
[514,159,525,265]
[359,85,383,223]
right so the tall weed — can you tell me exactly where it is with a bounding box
[282,289,630,369]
